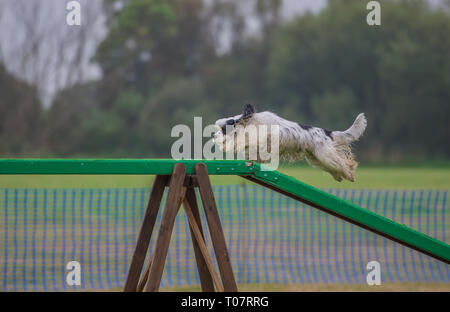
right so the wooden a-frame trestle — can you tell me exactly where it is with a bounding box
[123,163,238,292]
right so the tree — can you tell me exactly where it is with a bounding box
[96,0,215,101]
[0,63,42,155]
[138,78,213,156]
[268,0,450,161]
[43,82,100,156]
[0,0,104,105]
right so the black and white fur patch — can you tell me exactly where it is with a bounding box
[213,104,367,182]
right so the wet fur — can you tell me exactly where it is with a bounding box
[213,104,367,182]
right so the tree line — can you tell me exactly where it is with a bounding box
[1,0,449,163]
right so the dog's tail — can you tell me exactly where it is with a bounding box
[333,113,367,144]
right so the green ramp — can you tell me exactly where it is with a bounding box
[0,158,449,264]
[245,162,450,264]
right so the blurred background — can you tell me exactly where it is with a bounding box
[0,0,449,163]
[1,0,450,292]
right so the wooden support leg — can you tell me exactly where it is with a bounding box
[145,163,187,292]
[136,255,153,292]
[183,188,221,292]
[195,163,238,292]
[124,175,169,291]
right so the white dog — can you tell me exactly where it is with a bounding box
[213,104,367,182]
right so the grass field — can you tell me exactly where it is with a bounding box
[1,165,449,292]
[1,165,450,189]
[158,282,450,292]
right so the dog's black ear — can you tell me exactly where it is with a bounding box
[242,103,256,120]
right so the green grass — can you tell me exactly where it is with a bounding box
[157,282,450,292]
[1,166,450,189]
[1,165,448,291]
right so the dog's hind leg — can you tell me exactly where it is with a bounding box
[311,146,355,182]
[334,143,357,181]
[305,152,344,182]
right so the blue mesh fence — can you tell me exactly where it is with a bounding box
[0,186,449,291]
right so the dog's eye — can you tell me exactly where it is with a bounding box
[221,119,236,134]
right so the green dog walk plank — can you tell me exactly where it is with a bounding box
[249,162,450,264]
[0,159,256,175]
[0,158,449,264]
